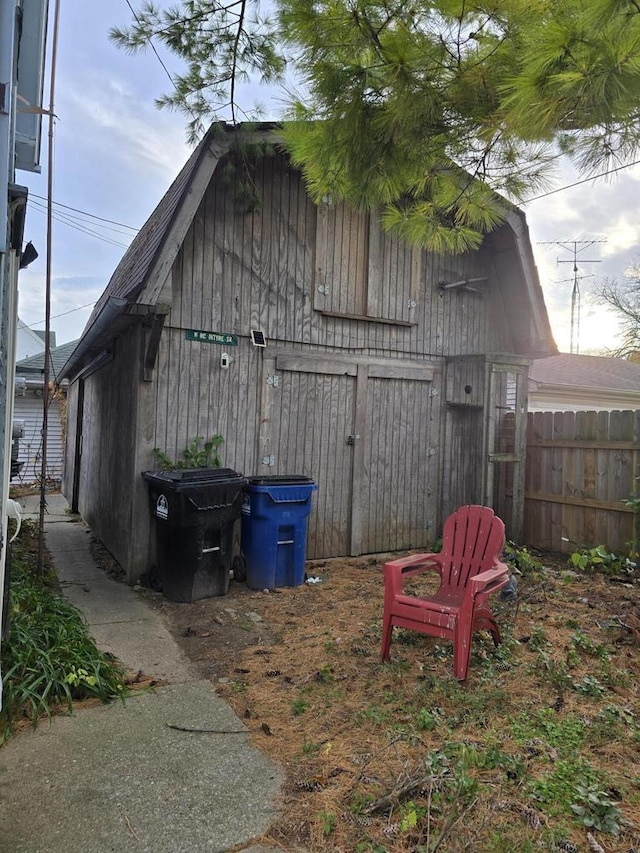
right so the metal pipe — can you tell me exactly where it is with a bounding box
[37,0,60,572]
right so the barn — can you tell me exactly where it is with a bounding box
[60,124,557,583]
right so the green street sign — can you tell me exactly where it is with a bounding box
[186,329,238,346]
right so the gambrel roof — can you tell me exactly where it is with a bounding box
[60,123,556,380]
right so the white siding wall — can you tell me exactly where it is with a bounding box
[11,391,64,483]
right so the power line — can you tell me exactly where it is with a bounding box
[28,201,131,249]
[29,199,136,239]
[525,158,640,203]
[122,0,214,131]
[28,192,139,231]
[27,301,96,329]
[124,0,177,89]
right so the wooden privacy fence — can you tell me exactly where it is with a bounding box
[523,410,640,555]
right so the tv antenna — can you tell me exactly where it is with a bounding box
[538,240,605,353]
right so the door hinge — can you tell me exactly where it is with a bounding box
[346,434,360,446]
[429,388,439,397]
[261,454,275,466]
[407,299,417,309]
[317,284,330,295]
[266,375,280,387]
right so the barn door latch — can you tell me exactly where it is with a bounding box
[261,454,276,466]
[346,434,360,446]
[266,375,280,387]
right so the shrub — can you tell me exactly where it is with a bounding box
[0,523,126,743]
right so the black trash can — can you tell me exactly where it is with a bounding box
[142,468,246,602]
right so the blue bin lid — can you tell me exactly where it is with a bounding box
[247,475,314,486]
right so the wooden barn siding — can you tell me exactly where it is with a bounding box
[524,409,640,554]
[164,153,513,359]
[144,152,527,562]
[77,329,143,573]
[270,367,356,557]
[362,374,441,553]
[62,379,78,500]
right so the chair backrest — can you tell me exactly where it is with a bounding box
[439,505,505,590]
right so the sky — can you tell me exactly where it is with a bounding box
[16,1,640,354]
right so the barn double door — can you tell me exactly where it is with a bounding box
[259,352,439,558]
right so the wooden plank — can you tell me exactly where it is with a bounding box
[276,352,434,380]
[548,411,563,549]
[594,410,610,546]
[582,410,597,545]
[366,212,382,318]
[525,492,635,513]
[276,354,357,377]
[349,364,369,555]
[315,309,414,327]
[528,439,640,450]
[560,410,576,548]
[367,364,433,381]
[257,354,277,471]
[509,368,528,540]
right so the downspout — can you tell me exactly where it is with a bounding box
[0,0,19,656]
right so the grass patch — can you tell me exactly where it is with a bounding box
[0,520,126,743]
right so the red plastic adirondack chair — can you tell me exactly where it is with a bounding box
[380,505,510,680]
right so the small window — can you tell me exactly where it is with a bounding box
[314,203,421,324]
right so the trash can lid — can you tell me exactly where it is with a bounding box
[247,475,315,486]
[142,467,246,487]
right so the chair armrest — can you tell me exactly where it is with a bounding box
[470,562,510,594]
[384,553,443,597]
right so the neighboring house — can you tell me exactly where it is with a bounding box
[60,124,557,584]
[1,0,49,645]
[12,338,77,483]
[529,354,640,413]
[16,317,50,360]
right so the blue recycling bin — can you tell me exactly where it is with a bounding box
[241,476,317,590]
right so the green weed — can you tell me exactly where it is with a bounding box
[568,545,632,576]
[503,542,544,578]
[511,709,585,752]
[317,809,336,836]
[0,527,126,743]
[573,675,605,698]
[570,783,621,835]
[528,626,550,652]
[153,434,224,470]
[291,698,308,716]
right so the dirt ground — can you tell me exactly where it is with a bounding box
[91,537,640,853]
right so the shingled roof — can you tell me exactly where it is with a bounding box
[16,338,79,381]
[529,354,640,392]
[84,125,221,331]
[60,125,239,380]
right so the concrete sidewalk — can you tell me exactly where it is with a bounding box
[0,494,283,853]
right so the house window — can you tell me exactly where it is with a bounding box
[314,203,421,325]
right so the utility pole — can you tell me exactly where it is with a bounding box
[539,240,605,353]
